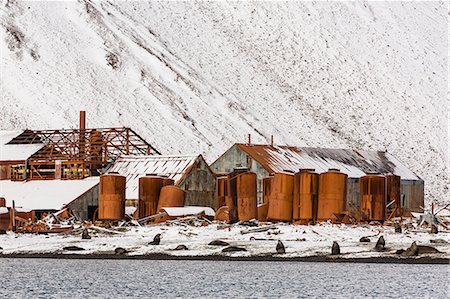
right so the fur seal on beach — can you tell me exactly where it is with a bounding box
[148,233,161,245]
[331,241,340,255]
[276,240,285,254]
[375,236,385,251]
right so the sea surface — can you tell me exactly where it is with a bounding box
[0,258,448,298]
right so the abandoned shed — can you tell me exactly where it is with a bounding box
[108,155,216,208]
[0,177,99,220]
[211,143,424,213]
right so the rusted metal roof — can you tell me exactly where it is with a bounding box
[236,144,421,181]
[108,155,208,199]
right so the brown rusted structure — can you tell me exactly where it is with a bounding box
[98,173,126,221]
[317,169,348,221]
[386,174,401,218]
[225,168,249,223]
[215,206,230,222]
[360,175,386,222]
[293,169,319,223]
[267,172,294,222]
[0,197,6,207]
[257,203,269,222]
[216,176,228,210]
[163,177,175,186]
[236,172,258,221]
[258,177,273,222]
[0,210,10,232]
[138,175,164,218]
[157,186,185,210]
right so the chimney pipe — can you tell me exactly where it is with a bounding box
[248,134,251,145]
[80,111,86,131]
[271,135,274,147]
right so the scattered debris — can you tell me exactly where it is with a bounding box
[276,240,285,254]
[114,247,128,255]
[148,233,161,245]
[375,236,385,252]
[359,237,370,243]
[241,225,277,235]
[394,223,402,233]
[430,239,448,244]
[63,246,85,251]
[208,240,229,246]
[430,224,438,234]
[331,241,340,255]
[222,246,247,253]
[173,245,188,251]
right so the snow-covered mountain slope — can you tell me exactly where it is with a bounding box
[0,1,448,205]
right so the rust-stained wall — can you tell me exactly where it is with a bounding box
[211,145,270,203]
[178,157,216,208]
[401,180,425,213]
[67,184,99,220]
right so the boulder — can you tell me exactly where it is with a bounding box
[173,245,188,251]
[63,246,85,251]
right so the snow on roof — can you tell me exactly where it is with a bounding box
[0,130,44,162]
[236,144,421,180]
[108,155,201,199]
[0,177,99,210]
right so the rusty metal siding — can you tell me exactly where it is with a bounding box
[178,157,216,207]
[400,180,425,213]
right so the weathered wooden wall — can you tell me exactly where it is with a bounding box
[179,158,216,208]
[67,184,99,220]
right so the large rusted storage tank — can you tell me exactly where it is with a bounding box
[157,185,185,210]
[98,173,126,221]
[236,172,258,221]
[293,169,319,222]
[267,172,294,222]
[216,176,228,209]
[317,169,348,221]
[360,175,386,221]
[138,175,164,218]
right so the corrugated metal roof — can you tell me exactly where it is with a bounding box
[0,177,99,210]
[236,144,421,180]
[108,155,201,199]
[0,130,44,162]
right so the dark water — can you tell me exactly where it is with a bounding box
[0,258,448,298]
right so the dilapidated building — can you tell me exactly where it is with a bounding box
[108,155,216,208]
[211,143,424,212]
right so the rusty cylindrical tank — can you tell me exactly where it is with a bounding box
[236,172,258,221]
[216,177,228,210]
[138,175,164,218]
[267,172,294,222]
[360,175,386,221]
[98,173,126,221]
[317,169,348,221]
[157,185,185,210]
[293,169,319,222]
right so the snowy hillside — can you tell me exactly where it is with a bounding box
[0,1,447,205]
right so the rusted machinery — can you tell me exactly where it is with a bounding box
[236,172,258,221]
[138,175,164,218]
[317,169,348,221]
[267,172,294,222]
[386,174,401,218]
[157,186,186,210]
[216,176,228,210]
[98,173,126,221]
[360,175,386,222]
[293,169,319,223]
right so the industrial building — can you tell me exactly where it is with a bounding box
[107,155,216,208]
[0,112,160,220]
[211,143,424,213]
